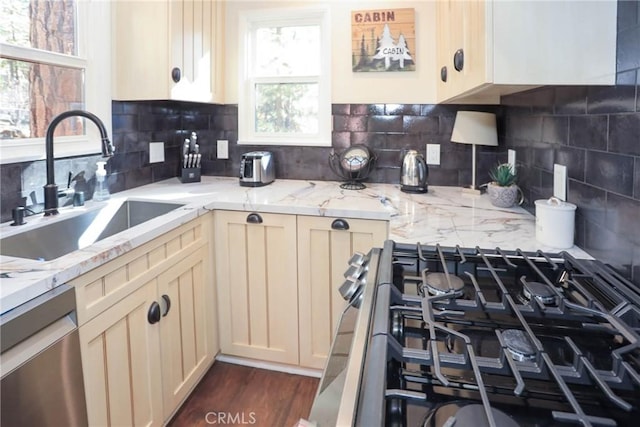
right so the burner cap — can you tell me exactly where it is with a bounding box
[522,281,556,304]
[429,403,520,427]
[423,272,464,296]
[502,329,536,361]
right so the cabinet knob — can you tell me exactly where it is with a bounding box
[171,67,181,83]
[246,213,263,224]
[440,66,448,82]
[148,302,161,324]
[161,294,171,317]
[331,219,350,230]
[453,49,464,72]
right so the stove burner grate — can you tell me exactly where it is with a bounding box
[502,329,536,362]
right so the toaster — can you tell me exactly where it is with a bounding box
[239,151,275,187]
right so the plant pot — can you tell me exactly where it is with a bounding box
[487,182,523,208]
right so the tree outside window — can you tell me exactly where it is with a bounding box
[1,0,84,140]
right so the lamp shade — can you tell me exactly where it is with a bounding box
[451,111,498,147]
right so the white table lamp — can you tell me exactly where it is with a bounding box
[450,111,498,194]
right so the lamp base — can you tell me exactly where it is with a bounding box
[462,186,482,195]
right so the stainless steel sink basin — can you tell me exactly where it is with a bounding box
[0,200,184,261]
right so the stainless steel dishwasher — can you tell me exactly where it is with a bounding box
[1,284,88,426]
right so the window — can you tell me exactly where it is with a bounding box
[238,7,331,146]
[0,0,111,164]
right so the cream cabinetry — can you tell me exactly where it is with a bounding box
[72,216,217,426]
[112,0,224,103]
[215,210,389,369]
[435,0,616,104]
[297,216,388,369]
[214,210,299,365]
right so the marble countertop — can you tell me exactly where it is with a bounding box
[0,176,591,314]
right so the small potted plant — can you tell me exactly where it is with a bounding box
[487,163,522,208]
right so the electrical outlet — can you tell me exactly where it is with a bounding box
[217,140,229,159]
[553,164,567,201]
[426,143,440,165]
[508,149,516,171]
[149,142,165,163]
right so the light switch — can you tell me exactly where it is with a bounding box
[217,140,229,159]
[149,142,165,163]
[508,149,516,172]
[426,144,440,165]
[553,164,567,201]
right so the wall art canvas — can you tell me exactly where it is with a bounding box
[351,8,416,72]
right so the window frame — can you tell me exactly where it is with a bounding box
[0,0,111,165]
[238,7,331,147]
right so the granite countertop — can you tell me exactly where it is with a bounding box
[0,176,591,314]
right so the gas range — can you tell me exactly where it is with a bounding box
[309,240,640,427]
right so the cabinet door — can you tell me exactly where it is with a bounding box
[215,211,299,364]
[459,0,488,94]
[297,216,388,369]
[112,1,171,100]
[79,281,163,427]
[158,247,216,419]
[170,0,225,103]
[113,0,224,103]
[436,0,488,102]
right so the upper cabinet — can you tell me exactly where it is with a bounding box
[112,0,225,103]
[435,0,617,104]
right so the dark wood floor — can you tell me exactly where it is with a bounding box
[169,362,319,427]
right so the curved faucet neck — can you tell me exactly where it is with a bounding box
[44,110,113,216]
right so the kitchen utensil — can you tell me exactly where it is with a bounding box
[400,150,428,193]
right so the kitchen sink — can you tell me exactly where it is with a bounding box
[0,200,184,261]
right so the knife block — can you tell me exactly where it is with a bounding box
[180,167,201,183]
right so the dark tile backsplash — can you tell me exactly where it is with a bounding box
[499,1,640,287]
[0,0,637,288]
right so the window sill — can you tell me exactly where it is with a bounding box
[0,137,101,165]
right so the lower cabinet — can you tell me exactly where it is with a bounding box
[297,216,388,369]
[73,215,217,426]
[215,210,388,369]
[79,281,163,426]
[214,210,299,364]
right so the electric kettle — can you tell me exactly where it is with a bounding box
[400,150,428,193]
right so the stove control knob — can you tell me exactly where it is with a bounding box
[344,264,364,280]
[348,252,366,267]
[339,277,362,302]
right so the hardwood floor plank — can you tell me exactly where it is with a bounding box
[169,362,319,427]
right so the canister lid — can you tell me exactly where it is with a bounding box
[534,197,576,211]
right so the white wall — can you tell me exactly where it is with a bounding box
[224,0,437,104]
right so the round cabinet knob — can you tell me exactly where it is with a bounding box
[161,294,171,317]
[171,67,181,83]
[148,302,161,324]
[440,66,448,82]
[453,49,464,72]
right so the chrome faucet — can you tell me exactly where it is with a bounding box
[44,110,114,216]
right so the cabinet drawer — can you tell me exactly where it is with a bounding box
[71,218,206,326]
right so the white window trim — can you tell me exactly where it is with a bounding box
[0,0,111,165]
[238,7,331,147]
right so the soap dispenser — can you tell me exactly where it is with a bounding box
[93,161,110,201]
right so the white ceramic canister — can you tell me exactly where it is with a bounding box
[534,197,577,249]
